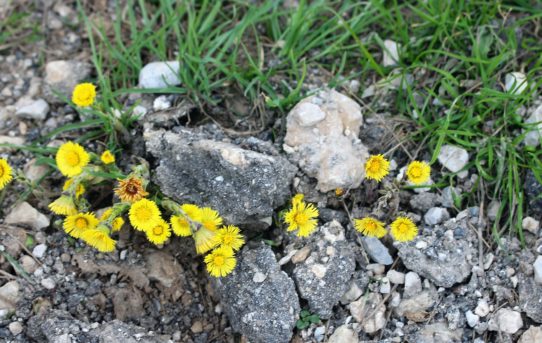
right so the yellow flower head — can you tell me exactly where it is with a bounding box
[129,198,161,231]
[216,225,245,251]
[390,217,418,242]
[354,217,387,238]
[335,188,345,197]
[49,195,78,216]
[0,158,13,190]
[112,217,125,232]
[55,141,90,177]
[406,161,431,185]
[72,83,96,107]
[204,246,237,277]
[284,195,319,237]
[100,150,115,164]
[182,204,202,222]
[146,220,171,245]
[194,227,220,254]
[64,212,99,238]
[100,208,113,221]
[63,178,85,198]
[365,154,390,182]
[200,207,223,231]
[171,215,192,237]
[115,176,148,203]
[81,226,116,252]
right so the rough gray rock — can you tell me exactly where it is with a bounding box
[213,243,300,343]
[410,192,441,212]
[139,61,181,89]
[424,207,450,225]
[44,60,90,103]
[437,144,469,173]
[145,128,296,228]
[525,103,542,147]
[0,281,20,313]
[5,202,50,230]
[283,89,369,192]
[488,308,523,334]
[15,98,49,120]
[292,221,356,319]
[27,310,168,343]
[519,277,542,323]
[519,326,542,343]
[525,170,542,219]
[361,236,393,265]
[397,214,476,288]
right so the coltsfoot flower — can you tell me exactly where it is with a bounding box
[146,220,171,245]
[171,214,192,237]
[81,226,116,252]
[200,207,222,231]
[0,158,13,190]
[365,154,390,182]
[64,212,99,238]
[216,225,245,251]
[55,141,90,177]
[390,216,418,242]
[204,246,236,277]
[111,217,125,232]
[115,176,148,203]
[194,227,219,254]
[72,83,96,107]
[100,150,115,164]
[406,161,431,185]
[49,195,78,216]
[354,217,387,238]
[284,194,319,237]
[129,198,161,231]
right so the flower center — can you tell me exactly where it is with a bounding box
[213,255,225,266]
[75,217,88,229]
[126,183,139,195]
[153,225,164,236]
[294,212,308,224]
[410,167,422,178]
[136,206,152,221]
[367,221,377,231]
[223,234,234,245]
[368,161,381,173]
[65,151,80,166]
[398,223,409,232]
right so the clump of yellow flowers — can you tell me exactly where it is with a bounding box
[46,83,245,278]
[283,155,431,243]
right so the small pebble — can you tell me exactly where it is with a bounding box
[8,321,23,335]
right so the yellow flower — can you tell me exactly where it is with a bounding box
[390,217,418,242]
[55,142,90,177]
[72,83,96,107]
[284,195,319,237]
[129,198,161,231]
[194,227,219,254]
[114,176,148,203]
[100,150,115,164]
[63,178,85,198]
[365,154,390,182]
[182,204,202,222]
[0,158,13,190]
[354,217,387,238]
[200,207,222,231]
[49,195,77,216]
[112,217,125,232]
[63,212,99,238]
[171,215,192,237]
[204,246,236,277]
[406,161,431,185]
[100,208,113,221]
[335,188,344,197]
[81,226,116,252]
[216,225,245,251]
[146,220,171,245]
